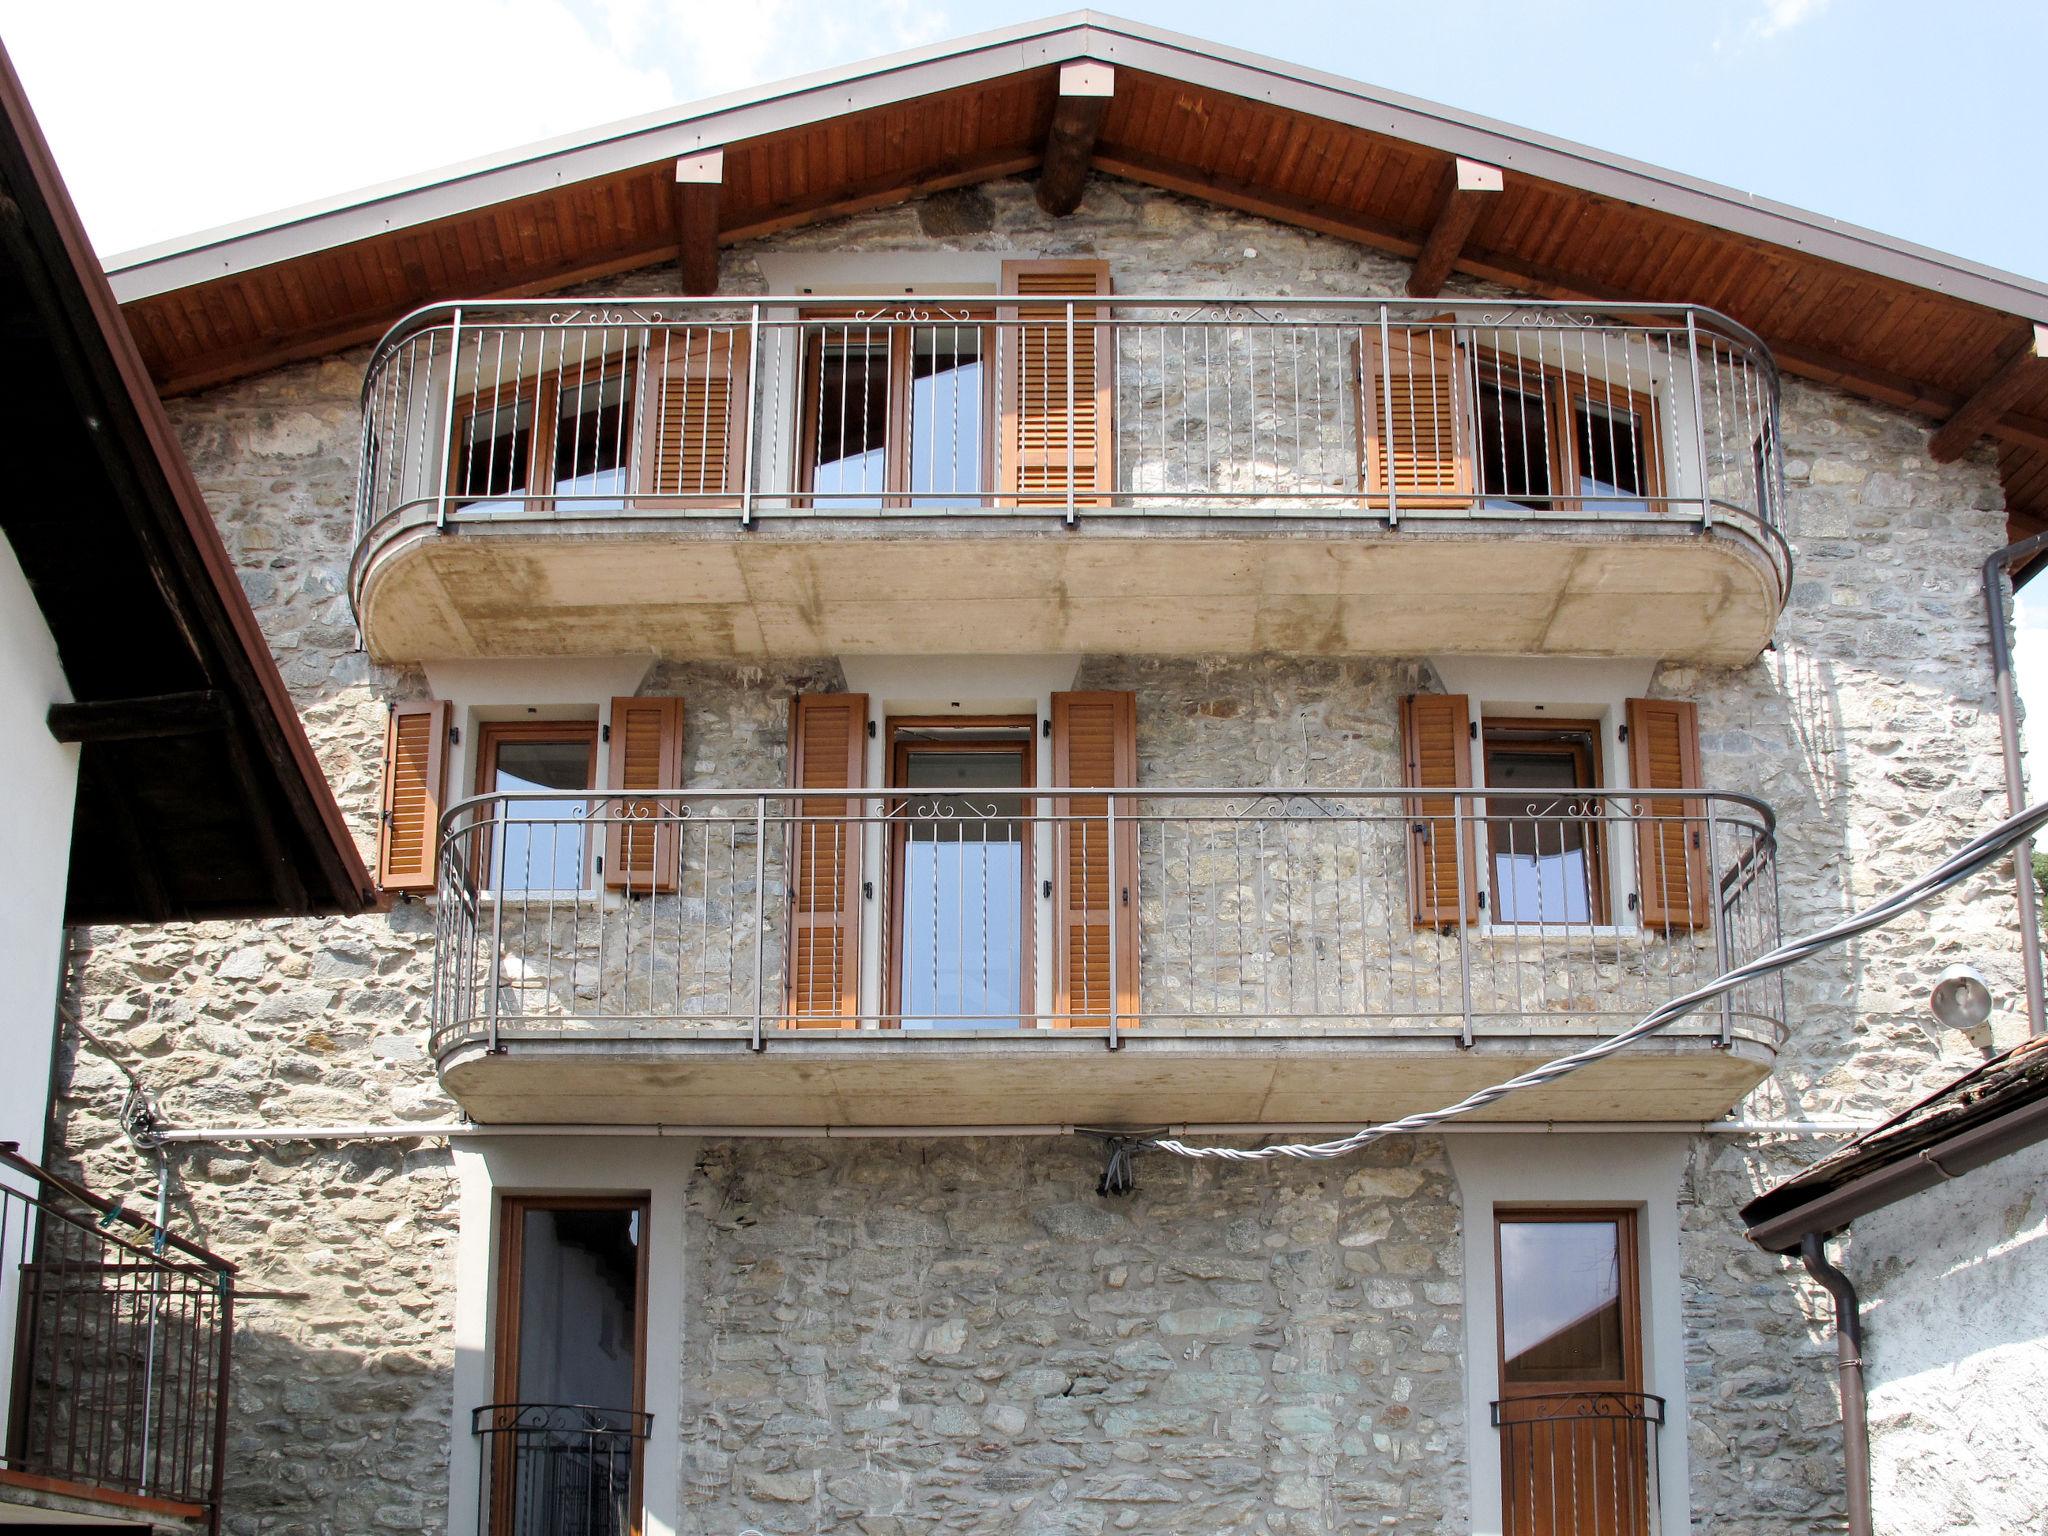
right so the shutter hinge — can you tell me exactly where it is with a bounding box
[449,725,461,745]
[1042,719,1052,738]
[1477,890,1487,911]
[862,880,874,900]
[1041,879,1053,899]
[1121,887,1130,906]
[867,721,877,739]
[1618,724,1629,742]
[1628,892,1640,911]
[595,855,604,875]
[1468,722,1477,739]
[601,723,611,743]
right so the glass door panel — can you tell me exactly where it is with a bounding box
[894,742,1028,1028]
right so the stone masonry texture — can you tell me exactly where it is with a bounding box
[48,174,2025,1534]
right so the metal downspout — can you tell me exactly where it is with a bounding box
[1800,1233,1872,1536]
[1984,531,2048,1036]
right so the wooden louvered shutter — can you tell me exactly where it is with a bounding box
[1401,693,1478,929]
[639,327,749,505]
[1362,323,1474,508]
[1051,690,1138,1027]
[1001,260,1112,507]
[786,693,867,1027]
[604,696,684,894]
[1627,698,1709,932]
[377,699,450,893]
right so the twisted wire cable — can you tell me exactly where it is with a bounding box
[1147,798,2048,1165]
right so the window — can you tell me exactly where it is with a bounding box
[475,722,600,891]
[1473,351,1662,515]
[887,720,1033,1029]
[801,313,990,507]
[1497,1212,1635,1388]
[1482,718,1608,926]
[490,1197,648,1536]
[451,358,637,514]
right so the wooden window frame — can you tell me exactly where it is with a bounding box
[795,310,997,509]
[1472,349,1665,515]
[882,717,1037,1029]
[447,355,638,511]
[1480,716,1611,927]
[1493,1205,1643,1399]
[491,1194,651,1536]
[472,720,602,890]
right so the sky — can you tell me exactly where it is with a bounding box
[4,0,2048,776]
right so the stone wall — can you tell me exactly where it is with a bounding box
[47,175,2023,1534]
[681,1134,1465,1536]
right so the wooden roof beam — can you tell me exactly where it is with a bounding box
[1406,157,1502,297]
[1929,322,2048,463]
[674,150,724,296]
[1036,62,1114,218]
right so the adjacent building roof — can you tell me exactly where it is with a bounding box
[92,13,2048,547]
[1741,1033,2048,1254]
[0,44,375,922]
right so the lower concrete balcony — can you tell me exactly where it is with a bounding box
[351,298,1790,665]
[428,787,1782,1127]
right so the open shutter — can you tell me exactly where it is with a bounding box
[1401,693,1478,928]
[377,699,450,893]
[639,326,749,505]
[1051,690,1138,1026]
[786,693,867,1027]
[604,696,685,894]
[1627,698,1709,932]
[1001,260,1112,507]
[1362,323,1474,508]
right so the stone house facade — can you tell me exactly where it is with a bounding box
[55,16,2048,1536]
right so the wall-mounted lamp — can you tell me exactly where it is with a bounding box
[1929,963,1995,1050]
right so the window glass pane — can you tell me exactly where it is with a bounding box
[1477,379,1553,509]
[1575,396,1649,511]
[492,738,592,890]
[515,1206,640,1411]
[900,748,1025,1029]
[1485,740,1596,925]
[908,325,984,506]
[456,395,535,511]
[810,332,890,507]
[1500,1218,1626,1385]
[553,369,633,507]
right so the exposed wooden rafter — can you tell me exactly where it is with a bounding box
[674,150,724,296]
[1406,158,1502,298]
[1036,61,1114,218]
[47,689,227,743]
[1929,323,2048,463]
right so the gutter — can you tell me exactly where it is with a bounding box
[1984,530,2048,1038]
[1800,1234,1873,1536]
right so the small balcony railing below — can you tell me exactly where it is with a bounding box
[1494,1391,1664,1536]
[473,1403,649,1536]
[427,786,1782,1060]
[0,1144,233,1531]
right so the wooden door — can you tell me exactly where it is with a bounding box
[1495,1210,1654,1536]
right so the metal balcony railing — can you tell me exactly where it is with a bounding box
[1494,1391,1664,1536]
[473,1403,648,1536]
[0,1144,233,1531]
[427,787,1781,1061]
[352,297,1788,607]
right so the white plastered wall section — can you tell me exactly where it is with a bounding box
[449,1136,700,1536]
[1447,1134,1693,1536]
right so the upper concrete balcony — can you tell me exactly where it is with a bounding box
[427,785,1783,1129]
[350,298,1790,664]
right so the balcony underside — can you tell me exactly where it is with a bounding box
[357,516,1784,664]
[436,1026,1776,1127]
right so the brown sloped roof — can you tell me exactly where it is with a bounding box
[103,12,2048,539]
[0,42,374,921]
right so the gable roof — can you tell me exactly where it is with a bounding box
[0,43,375,922]
[102,12,2048,540]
